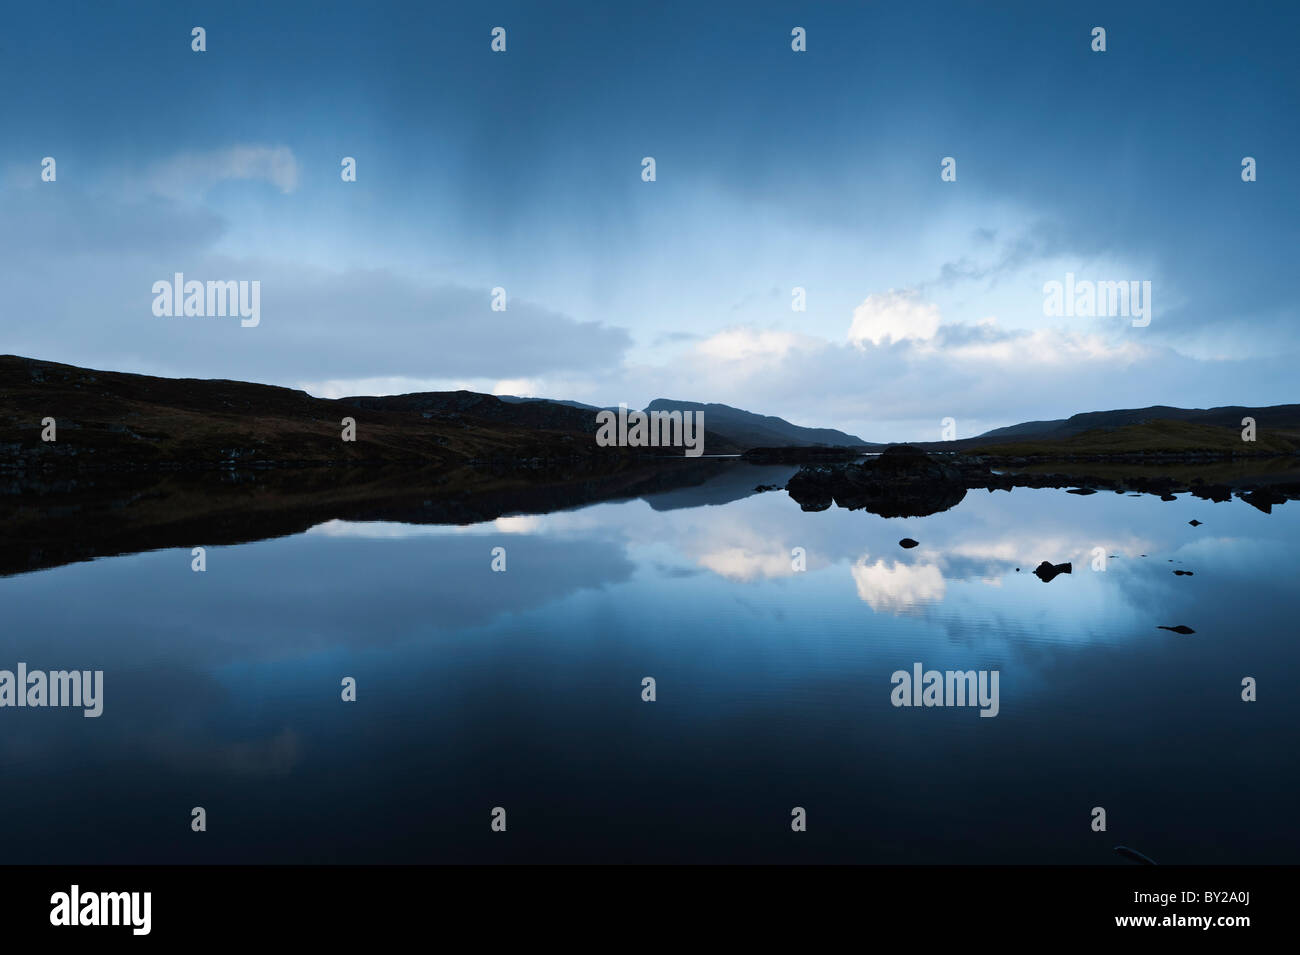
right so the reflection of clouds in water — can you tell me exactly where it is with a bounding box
[697,546,796,582]
[493,515,545,534]
[301,489,1175,634]
[935,534,1153,571]
[850,531,1159,613]
[0,532,636,669]
[589,477,1165,591]
[846,526,1153,615]
[677,514,825,581]
[307,515,546,538]
[851,556,946,613]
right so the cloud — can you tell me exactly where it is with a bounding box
[936,321,1150,366]
[848,289,942,347]
[923,220,1077,291]
[695,327,817,365]
[146,145,302,199]
[587,286,1239,440]
[4,245,633,384]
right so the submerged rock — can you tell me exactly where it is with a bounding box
[1032,560,1072,582]
[1157,625,1196,634]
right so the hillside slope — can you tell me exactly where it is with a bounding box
[0,356,700,472]
[974,404,1300,442]
[965,419,1299,457]
[645,399,873,448]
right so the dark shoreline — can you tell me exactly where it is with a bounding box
[782,445,1300,517]
[6,450,1300,580]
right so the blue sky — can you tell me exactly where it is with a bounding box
[2,0,1296,440]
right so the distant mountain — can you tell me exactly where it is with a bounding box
[972,405,1300,443]
[497,395,612,413]
[971,418,1070,441]
[497,395,870,451]
[966,418,1300,457]
[351,391,744,454]
[644,399,874,449]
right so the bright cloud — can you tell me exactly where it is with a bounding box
[848,289,942,347]
[696,327,816,365]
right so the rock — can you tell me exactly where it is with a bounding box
[1188,519,1202,526]
[1173,570,1194,576]
[784,466,835,512]
[1066,487,1096,495]
[899,538,919,549]
[1160,493,1177,501]
[1157,625,1196,634]
[786,445,967,518]
[1033,560,1072,582]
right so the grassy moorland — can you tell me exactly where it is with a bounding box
[961,419,1300,459]
[0,354,739,474]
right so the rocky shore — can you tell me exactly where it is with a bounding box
[784,445,1300,517]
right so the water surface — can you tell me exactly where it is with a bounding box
[2,464,1295,863]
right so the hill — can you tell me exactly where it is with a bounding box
[0,355,729,473]
[964,419,1299,458]
[499,395,868,450]
[644,399,873,449]
[972,404,1300,443]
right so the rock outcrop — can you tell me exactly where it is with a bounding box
[786,445,968,518]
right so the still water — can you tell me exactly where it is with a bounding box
[2,463,1296,863]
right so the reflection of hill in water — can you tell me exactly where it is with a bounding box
[0,458,780,577]
[643,463,799,511]
[8,450,1300,578]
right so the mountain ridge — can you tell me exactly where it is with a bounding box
[4,355,1297,464]
[972,404,1300,442]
